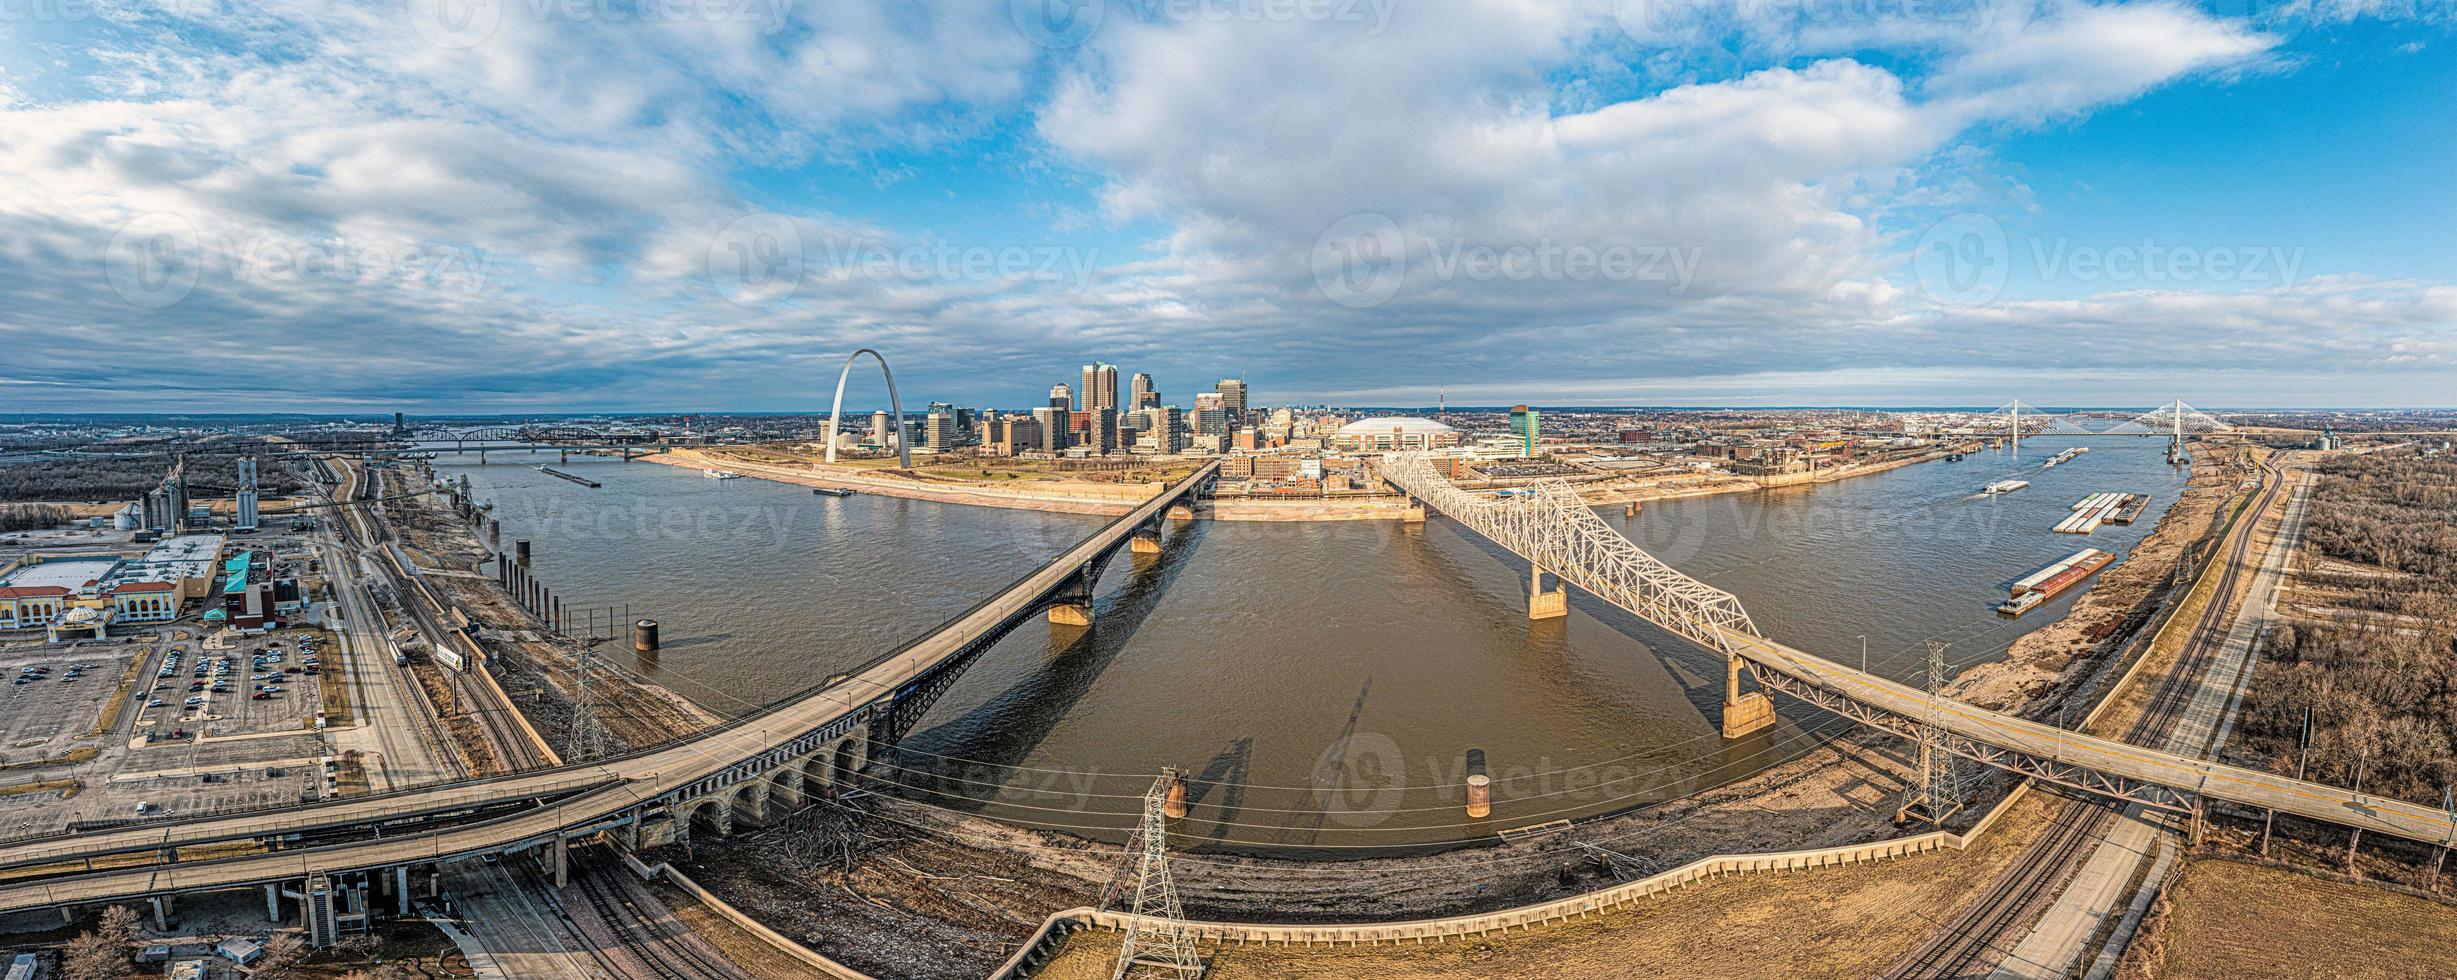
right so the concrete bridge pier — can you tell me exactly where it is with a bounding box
[147,895,174,931]
[1403,496,1426,522]
[551,835,569,889]
[1130,518,1164,555]
[265,884,282,923]
[1721,658,1775,738]
[1047,565,1097,627]
[1528,566,1566,620]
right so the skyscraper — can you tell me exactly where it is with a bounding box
[1216,378,1248,421]
[1509,405,1541,457]
[924,412,955,451]
[1130,372,1156,410]
[1082,362,1120,412]
[1050,383,1073,410]
[1032,406,1071,453]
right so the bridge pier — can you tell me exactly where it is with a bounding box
[1131,519,1164,555]
[1528,566,1566,620]
[1047,565,1097,627]
[265,884,282,923]
[1721,658,1775,739]
[1402,496,1426,523]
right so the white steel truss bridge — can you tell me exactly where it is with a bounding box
[1378,452,2457,848]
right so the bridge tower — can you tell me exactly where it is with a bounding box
[1897,641,1965,826]
[1112,769,1204,979]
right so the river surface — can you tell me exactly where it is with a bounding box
[433,436,2188,853]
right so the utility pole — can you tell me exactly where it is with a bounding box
[2263,704,2309,857]
[1112,769,1202,979]
[1898,641,1963,826]
[2346,744,2370,875]
[569,643,605,762]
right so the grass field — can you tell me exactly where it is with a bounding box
[2144,859,2457,979]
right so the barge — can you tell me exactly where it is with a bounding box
[1999,548,2115,615]
[2041,446,2089,468]
[811,486,856,497]
[2054,492,2142,534]
[534,465,602,489]
[1983,479,2031,495]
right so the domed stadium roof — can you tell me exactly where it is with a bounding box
[1335,417,1457,435]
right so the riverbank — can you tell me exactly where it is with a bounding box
[661,443,1962,524]
[649,448,1147,516]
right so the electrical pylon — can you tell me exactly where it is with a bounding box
[569,643,608,762]
[1898,640,1965,826]
[1113,769,1203,979]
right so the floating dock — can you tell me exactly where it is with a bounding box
[2000,548,2115,615]
[535,465,602,488]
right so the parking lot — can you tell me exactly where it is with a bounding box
[0,626,338,838]
[0,646,145,764]
[133,630,333,741]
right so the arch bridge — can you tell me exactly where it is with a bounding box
[0,461,1219,926]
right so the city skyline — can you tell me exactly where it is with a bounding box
[1,4,2451,412]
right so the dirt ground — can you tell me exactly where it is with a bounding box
[1034,792,2067,980]
[2118,857,2457,980]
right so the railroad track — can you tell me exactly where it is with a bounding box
[1890,455,2289,979]
[562,844,748,980]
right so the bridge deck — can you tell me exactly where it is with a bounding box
[1378,452,2454,849]
[1721,630,2455,847]
[0,462,1216,913]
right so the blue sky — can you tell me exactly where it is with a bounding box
[1,0,2450,412]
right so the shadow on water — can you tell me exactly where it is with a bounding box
[884,519,1214,815]
[1182,737,1255,843]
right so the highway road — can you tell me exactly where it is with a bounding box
[0,461,1218,914]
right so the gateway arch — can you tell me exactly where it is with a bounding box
[825,348,910,468]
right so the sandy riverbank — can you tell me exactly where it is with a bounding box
[659,445,1963,524]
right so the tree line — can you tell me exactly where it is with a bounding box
[0,455,304,504]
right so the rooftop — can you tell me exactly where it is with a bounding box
[1335,417,1457,436]
[0,556,122,592]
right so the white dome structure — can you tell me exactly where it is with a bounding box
[1332,416,1461,451]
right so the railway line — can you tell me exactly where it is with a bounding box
[560,842,749,980]
[1888,454,2291,978]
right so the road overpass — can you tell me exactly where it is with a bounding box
[0,461,1219,926]
[1377,452,2457,850]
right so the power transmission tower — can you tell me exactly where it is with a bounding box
[1112,769,1203,979]
[568,643,608,762]
[1898,640,1965,826]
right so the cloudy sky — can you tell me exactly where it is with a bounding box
[1,0,2450,412]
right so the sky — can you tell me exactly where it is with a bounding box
[0,0,2451,412]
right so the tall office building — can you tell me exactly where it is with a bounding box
[1089,408,1118,454]
[1081,362,1120,412]
[235,456,261,532]
[1049,383,1073,410]
[924,413,956,451]
[1147,406,1186,454]
[1216,378,1248,421]
[1031,406,1071,453]
[1510,405,1541,457]
[1129,372,1156,410]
